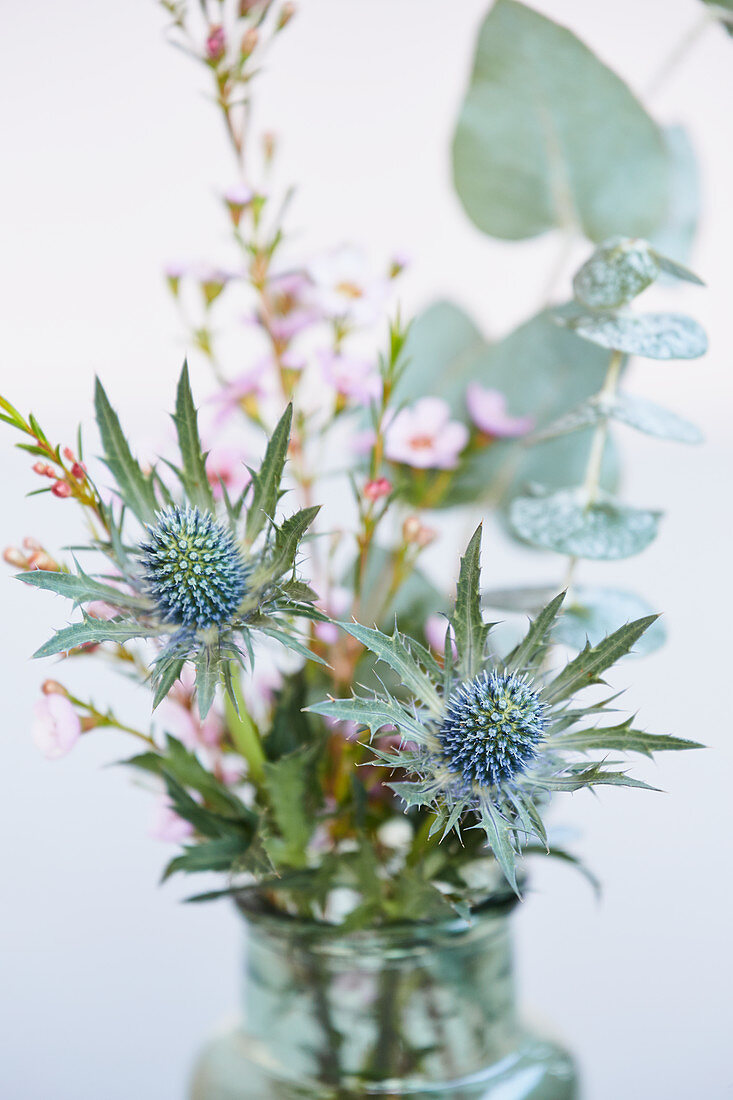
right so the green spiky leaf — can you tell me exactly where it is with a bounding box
[94,378,158,524]
[245,403,292,543]
[172,361,216,513]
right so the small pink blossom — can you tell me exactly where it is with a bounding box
[306,246,389,326]
[224,183,254,208]
[384,398,468,470]
[314,586,351,645]
[425,615,457,658]
[86,600,120,621]
[318,350,381,404]
[350,428,377,457]
[205,25,226,62]
[205,446,252,501]
[159,699,225,750]
[466,384,534,439]
[364,477,391,502]
[261,271,320,342]
[32,694,81,760]
[150,798,195,844]
[210,359,268,426]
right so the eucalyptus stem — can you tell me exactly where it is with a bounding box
[582,349,623,507]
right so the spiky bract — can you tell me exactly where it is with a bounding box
[439,670,545,790]
[139,506,248,628]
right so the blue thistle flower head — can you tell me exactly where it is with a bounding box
[438,670,545,790]
[139,506,248,629]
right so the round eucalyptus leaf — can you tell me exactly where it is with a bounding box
[509,488,662,560]
[482,585,558,612]
[554,586,667,656]
[566,311,708,360]
[451,0,670,242]
[652,253,704,288]
[572,238,659,310]
[609,393,703,444]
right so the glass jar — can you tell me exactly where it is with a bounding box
[191,894,577,1099]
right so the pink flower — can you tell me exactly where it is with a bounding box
[314,586,351,645]
[150,798,195,844]
[466,384,534,439]
[205,446,252,501]
[306,246,389,326]
[425,615,457,658]
[350,428,377,457]
[32,694,81,760]
[205,25,226,62]
[159,698,225,750]
[364,477,391,502]
[210,359,268,426]
[86,600,120,621]
[384,398,468,470]
[318,350,381,404]
[261,271,320,342]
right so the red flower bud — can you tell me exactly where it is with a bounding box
[364,477,392,502]
[206,25,226,62]
[51,481,72,498]
[71,462,86,481]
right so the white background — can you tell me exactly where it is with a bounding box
[0,1,731,1097]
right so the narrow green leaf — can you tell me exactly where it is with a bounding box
[505,591,565,671]
[307,695,427,743]
[94,378,158,524]
[33,618,158,659]
[476,800,519,896]
[452,525,490,679]
[245,403,292,543]
[554,721,702,757]
[18,567,149,612]
[543,614,659,704]
[195,644,219,719]
[172,361,216,512]
[335,621,443,716]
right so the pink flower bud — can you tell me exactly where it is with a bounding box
[277,2,296,29]
[364,477,391,502]
[23,537,43,551]
[71,462,86,481]
[240,27,258,57]
[51,481,72,498]
[32,694,81,760]
[206,24,227,62]
[42,679,69,697]
[63,447,76,462]
[3,547,28,568]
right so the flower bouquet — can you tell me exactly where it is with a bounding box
[2,2,716,1097]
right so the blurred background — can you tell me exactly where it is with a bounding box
[0,0,731,1096]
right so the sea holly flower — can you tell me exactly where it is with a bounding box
[310,526,702,893]
[15,365,326,718]
[385,397,468,470]
[466,384,535,439]
[32,693,81,760]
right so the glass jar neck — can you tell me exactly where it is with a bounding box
[235,897,519,1094]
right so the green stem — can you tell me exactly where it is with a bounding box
[224,673,267,786]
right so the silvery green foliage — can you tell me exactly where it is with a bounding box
[572,237,702,310]
[562,311,708,360]
[509,239,706,570]
[20,364,325,717]
[452,0,670,242]
[509,487,661,560]
[310,528,700,893]
[534,393,703,445]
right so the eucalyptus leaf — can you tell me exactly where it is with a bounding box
[399,302,617,508]
[452,0,669,242]
[509,488,661,560]
[554,587,666,656]
[534,392,702,445]
[562,311,708,360]
[649,126,700,263]
[608,392,703,444]
[572,237,659,310]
